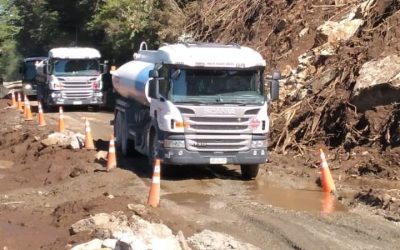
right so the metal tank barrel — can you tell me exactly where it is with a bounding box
[112,60,154,106]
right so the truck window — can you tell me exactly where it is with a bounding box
[22,61,37,81]
[51,59,100,76]
[170,68,264,104]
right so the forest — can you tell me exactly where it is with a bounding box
[0,0,196,80]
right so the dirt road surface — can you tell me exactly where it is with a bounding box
[0,99,399,249]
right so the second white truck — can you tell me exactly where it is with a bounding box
[112,42,279,179]
[36,47,104,109]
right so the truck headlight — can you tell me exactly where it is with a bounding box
[251,140,267,148]
[163,140,185,148]
[24,84,32,90]
[51,92,62,98]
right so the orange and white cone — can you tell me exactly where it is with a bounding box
[319,149,336,194]
[106,134,117,171]
[147,159,161,208]
[84,119,95,149]
[24,96,33,121]
[321,192,334,215]
[10,92,17,108]
[57,106,65,133]
[37,102,46,126]
[17,93,24,112]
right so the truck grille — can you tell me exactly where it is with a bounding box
[178,106,260,152]
[61,81,94,100]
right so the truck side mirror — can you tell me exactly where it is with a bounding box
[270,71,281,101]
[148,79,159,99]
[149,69,159,78]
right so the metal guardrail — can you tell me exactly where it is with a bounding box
[0,81,22,98]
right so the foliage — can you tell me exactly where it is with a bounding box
[0,0,22,80]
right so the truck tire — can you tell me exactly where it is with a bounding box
[240,164,259,180]
[148,129,158,165]
[115,110,133,156]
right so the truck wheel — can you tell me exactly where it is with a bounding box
[240,164,259,180]
[148,130,158,165]
[115,111,130,156]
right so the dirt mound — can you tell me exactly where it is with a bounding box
[186,0,400,152]
[0,102,101,192]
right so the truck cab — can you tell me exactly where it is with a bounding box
[20,57,47,97]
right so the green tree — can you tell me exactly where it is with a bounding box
[0,0,21,80]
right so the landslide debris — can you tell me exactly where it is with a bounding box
[185,0,400,218]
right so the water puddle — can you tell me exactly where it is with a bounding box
[248,181,347,214]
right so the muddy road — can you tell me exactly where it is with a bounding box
[0,100,399,249]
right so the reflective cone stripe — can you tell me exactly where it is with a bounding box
[320,149,336,194]
[84,119,95,149]
[23,95,28,116]
[17,93,24,112]
[106,134,117,171]
[24,96,33,121]
[147,159,161,208]
[11,92,17,108]
[38,102,46,126]
[57,106,65,133]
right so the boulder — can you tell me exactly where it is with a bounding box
[71,239,103,250]
[351,55,400,111]
[316,19,364,45]
[188,230,261,250]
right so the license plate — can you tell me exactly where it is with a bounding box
[73,101,83,105]
[210,157,227,164]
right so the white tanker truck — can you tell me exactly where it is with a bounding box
[36,47,104,109]
[112,42,279,179]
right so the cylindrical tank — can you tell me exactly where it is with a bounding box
[112,60,154,106]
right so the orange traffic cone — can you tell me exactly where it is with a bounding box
[147,159,161,208]
[106,134,117,171]
[17,93,24,112]
[24,96,33,121]
[321,192,334,215]
[84,119,95,149]
[10,92,17,108]
[37,102,46,126]
[57,106,65,133]
[319,149,336,194]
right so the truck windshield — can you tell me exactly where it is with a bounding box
[51,59,100,76]
[170,68,264,105]
[22,61,37,81]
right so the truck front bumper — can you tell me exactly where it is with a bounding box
[159,147,267,166]
[48,91,103,106]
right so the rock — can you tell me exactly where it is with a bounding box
[41,132,85,148]
[127,204,147,216]
[0,160,14,169]
[351,55,400,111]
[71,213,181,250]
[298,27,309,38]
[96,151,108,161]
[71,239,102,250]
[310,69,339,92]
[188,230,261,250]
[316,19,364,44]
[102,239,118,249]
